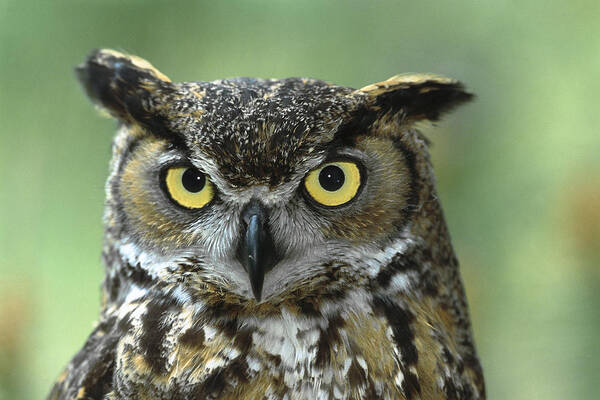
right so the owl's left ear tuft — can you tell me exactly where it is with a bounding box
[76,49,172,124]
[358,74,474,122]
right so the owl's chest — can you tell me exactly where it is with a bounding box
[113,306,407,399]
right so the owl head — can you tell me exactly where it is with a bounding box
[78,49,472,311]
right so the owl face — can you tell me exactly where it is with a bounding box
[80,50,471,304]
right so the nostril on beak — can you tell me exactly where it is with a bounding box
[241,200,264,226]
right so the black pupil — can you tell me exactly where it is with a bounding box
[319,165,345,192]
[181,168,206,193]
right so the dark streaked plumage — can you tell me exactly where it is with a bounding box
[49,49,484,400]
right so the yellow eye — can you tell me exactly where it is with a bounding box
[304,161,363,207]
[163,166,214,209]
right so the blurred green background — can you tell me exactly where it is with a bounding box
[1,1,599,399]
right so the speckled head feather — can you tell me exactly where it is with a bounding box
[49,49,484,400]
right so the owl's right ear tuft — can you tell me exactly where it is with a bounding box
[76,49,172,123]
[358,74,474,123]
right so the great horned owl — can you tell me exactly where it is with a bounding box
[48,49,485,400]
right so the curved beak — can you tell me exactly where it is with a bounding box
[237,200,278,301]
